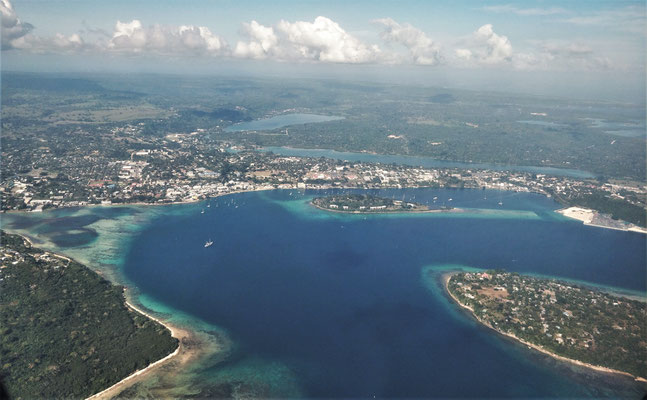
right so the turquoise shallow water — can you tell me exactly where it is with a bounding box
[3,188,645,398]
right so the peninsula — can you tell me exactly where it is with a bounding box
[445,270,646,381]
[312,194,449,213]
[0,231,179,399]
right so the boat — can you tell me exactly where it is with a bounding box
[204,240,213,248]
[201,209,205,214]
[498,201,503,206]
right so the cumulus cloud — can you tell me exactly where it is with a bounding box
[109,20,227,55]
[234,20,279,59]
[275,16,381,63]
[373,18,441,65]
[473,24,512,64]
[1,0,33,49]
[456,24,512,65]
[0,3,622,73]
[1,0,88,53]
[233,16,382,63]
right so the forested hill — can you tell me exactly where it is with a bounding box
[0,231,178,399]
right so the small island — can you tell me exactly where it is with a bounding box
[312,194,451,213]
[445,270,646,381]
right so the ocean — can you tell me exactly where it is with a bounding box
[3,188,645,398]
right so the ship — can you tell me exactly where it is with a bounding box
[204,240,214,248]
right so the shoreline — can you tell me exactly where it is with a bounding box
[4,187,643,235]
[442,272,647,384]
[556,206,647,235]
[86,288,210,399]
[0,187,278,214]
[310,201,460,215]
[4,231,199,400]
[4,188,644,397]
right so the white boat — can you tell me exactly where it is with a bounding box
[201,209,205,214]
[204,240,214,248]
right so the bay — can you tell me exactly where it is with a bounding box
[3,188,645,398]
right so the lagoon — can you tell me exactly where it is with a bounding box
[517,120,566,128]
[224,113,344,132]
[261,146,596,178]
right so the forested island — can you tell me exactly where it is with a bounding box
[0,231,178,399]
[312,194,440,213]
[446,270,647,380]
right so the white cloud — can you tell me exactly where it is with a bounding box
[373,18,441,65]
[455,48,472,60]
[475,24,512,63]
[0,4,626,73]
[483,5,567,16]
[1,0,87,53]
[232,16,382,64]
[108,20,228,55]
[110,20,146,50]
[234,20,279,59]
[275,16,381,63]
[10,32,85,53]
[456,24,513,65]
[1,0,33,50]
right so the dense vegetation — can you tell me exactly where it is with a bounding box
[558,191,646,227]
[0,231,178,399]
[447,270,647,378]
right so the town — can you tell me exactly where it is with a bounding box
[2,122,645,229]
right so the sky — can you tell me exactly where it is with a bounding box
[1,0,645,102]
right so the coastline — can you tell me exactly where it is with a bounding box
[3,231,203,400]
[4,186,643,235]
[86,290,198,399]
[310,201,461,215]
[4,188,644,396]
[556,206,647,235]
[442,272,647,383]
[1,186,278,214]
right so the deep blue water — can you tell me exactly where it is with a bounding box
[261,147,596,178]
[120,189,646,397]
[225,113,344,132]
